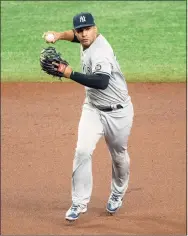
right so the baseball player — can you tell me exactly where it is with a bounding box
[43,12,134,221]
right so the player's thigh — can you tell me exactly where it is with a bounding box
[76,104,103,152]
[104,103,134,151]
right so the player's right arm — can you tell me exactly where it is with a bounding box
[42,30,80,43]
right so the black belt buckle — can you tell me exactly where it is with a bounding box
[116,104,123,109]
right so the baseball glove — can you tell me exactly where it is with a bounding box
[40,46,69,79]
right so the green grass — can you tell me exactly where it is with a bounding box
[1,1,186,82]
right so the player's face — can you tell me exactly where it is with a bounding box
[75,26,97,48]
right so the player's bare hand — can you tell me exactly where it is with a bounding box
[42,31,60,43]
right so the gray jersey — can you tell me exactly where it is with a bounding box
[80,34,130,107]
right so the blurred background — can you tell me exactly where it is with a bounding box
[1,1,186,82]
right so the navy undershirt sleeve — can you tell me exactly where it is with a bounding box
[71,30,80,43]
[70,72,110,90]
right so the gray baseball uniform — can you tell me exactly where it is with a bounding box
[72,34,134,206]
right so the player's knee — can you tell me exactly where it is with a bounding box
[110,144,126,156]
[108,138,127,152]
[114,156,129,168]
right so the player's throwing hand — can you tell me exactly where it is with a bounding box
[42,31,60,43]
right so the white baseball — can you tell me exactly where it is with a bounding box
[45,33,55,43]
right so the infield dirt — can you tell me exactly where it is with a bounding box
[1,82,186,235]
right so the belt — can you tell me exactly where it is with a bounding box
[96,104,124,112]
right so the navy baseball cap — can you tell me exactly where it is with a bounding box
[73,12,95,29]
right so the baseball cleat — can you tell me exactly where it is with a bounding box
[106,193,123,214]
[65,204,87,221]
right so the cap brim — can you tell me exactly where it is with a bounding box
[74,23,95,29]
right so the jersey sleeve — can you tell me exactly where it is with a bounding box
[91,50,112,76]
[71,29,80,43]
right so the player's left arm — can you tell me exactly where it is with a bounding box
[59,67,109,90]
[62,49,111,89]
[70,72,109,89]
[40,47,110,89]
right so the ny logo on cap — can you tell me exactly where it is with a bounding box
[80,16,86,22]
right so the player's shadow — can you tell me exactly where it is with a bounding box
[90,187,143,216]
